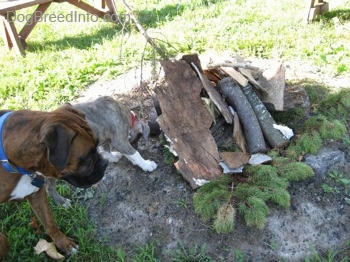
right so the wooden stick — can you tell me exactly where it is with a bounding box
[122,0,166,58]
[220,67,249,87]
[207,62,260,71]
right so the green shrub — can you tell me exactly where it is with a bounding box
[297,131,323,155]
[193,161,312,234]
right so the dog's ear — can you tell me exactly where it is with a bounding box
[140,121,150,142]
[130,121,150,145]
[40,124,76,170]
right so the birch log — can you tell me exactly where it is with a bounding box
[217,77,267,154]
[242,84,290,149]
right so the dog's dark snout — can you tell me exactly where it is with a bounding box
[62,153,108,188]
[98,156,109,170]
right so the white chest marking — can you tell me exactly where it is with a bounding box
[10,175,40,200]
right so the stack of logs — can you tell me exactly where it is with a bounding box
[154,53,293,189]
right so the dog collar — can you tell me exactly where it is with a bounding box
[0,112,44,188]
[130,111,136,127]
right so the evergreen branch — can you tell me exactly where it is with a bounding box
[238,197,269,229]
[277,162,314,182]
[269,187,290,207]
[233,184,270,202]
[298,131,322,154]
[193,187,232,222]
[213,202,236,234]
[319,119,346,140]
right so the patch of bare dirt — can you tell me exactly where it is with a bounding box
[77,60,350,261]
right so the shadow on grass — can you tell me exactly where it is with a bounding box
[136,3,185,28]
[24,0,223,53]
[320,8,350,21]
[136,0,223,28]
[26,24,119,52]
[272,79,350,130]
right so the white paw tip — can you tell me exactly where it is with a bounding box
[71,247,79,254]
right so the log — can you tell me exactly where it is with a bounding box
[241,84,290,149]
[217,77,267,154]
[155,59,222,189]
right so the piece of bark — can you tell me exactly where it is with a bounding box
[220,151,250,169]
[203,69,222,83]
[219,162,244,174]
[217,77,267,154]
[249,153,273,165]
[155,60,222,189]
[220,67,249,87]
[231,55,266,93]
[238,67,266,93]
[180,54,232,124]
[180,53,203,72]
[242,84,290,149]
[256,62,286,111]
[190,62,233,124]
[229,106,247,153]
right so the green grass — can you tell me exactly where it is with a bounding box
[1,0,350,110]
[1,0,350,260]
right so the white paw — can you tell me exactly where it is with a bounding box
[61,198,72,209]
[141,160,158,172]
[101,151,123,163]
[52,195,72,209]
[70,246,79,255]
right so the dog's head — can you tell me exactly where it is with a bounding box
[128,120,150,148]
[40,103,108,188]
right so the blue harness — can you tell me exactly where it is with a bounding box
[0,112,44,188]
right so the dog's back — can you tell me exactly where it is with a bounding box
[74,96,131,148]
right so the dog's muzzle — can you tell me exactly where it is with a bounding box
[62,155,108,188]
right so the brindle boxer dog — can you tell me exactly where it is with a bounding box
[0,104,108,259]
[46,96,158,208]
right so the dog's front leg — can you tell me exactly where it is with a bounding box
[45,178,72,208]
[27,187,78,255]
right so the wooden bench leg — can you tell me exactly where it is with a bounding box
[303,0,332,24]
[0,14,25,56]
[67,0,118,22]
[0,16,11,51]
[19,2,52,40]
[104,0,119,22]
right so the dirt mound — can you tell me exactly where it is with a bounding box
[78,62,350,261]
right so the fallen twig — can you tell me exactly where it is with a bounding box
[207,62,260,71]
[122,0,166,58]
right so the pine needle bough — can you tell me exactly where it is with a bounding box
[193,160,314,234]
